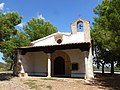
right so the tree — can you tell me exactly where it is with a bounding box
[23,18,58,41]
[0,12,58,70]
[2,31,30,70]
[0,12,22,66]
[0,12,30,70]
[91,0,120,74]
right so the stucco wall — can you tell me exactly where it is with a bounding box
[34,36,55,46]
[21,52,34,73]
[62,49,85,77]
[21,52,47,76]
[21,49,85,78]
[62,32,84,44]
[33,32,85,47]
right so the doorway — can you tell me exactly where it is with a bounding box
[54,56,65,76]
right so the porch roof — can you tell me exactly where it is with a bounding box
[18,42,91,55]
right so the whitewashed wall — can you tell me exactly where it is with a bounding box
[21,49,85,78]
[62,49,85,77]
[21,52,47,76]
[33,36,55,46]
[33,32,85,46]
[62,32,84,44]
[21,52,34,73]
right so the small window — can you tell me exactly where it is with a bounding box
[77,22,83,32]
[72,63,78,70]
[57,39,62,44]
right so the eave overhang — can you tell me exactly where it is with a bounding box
[18,42,91,55]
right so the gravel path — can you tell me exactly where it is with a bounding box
[0,73,120,90]
[0,77,29,90]
[0,77,100,90]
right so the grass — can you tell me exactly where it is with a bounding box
[94,66,120,72]
[0,62,8,72]
[24,79,52,90]
[114,67,120,72]
[24,80,37,89]
[0,62,12,72]
[46,85,52,89]
[41,77,55,80]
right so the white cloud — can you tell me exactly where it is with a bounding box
[17,23,24,28]
[0,3,5,10]
[37,14,45,20]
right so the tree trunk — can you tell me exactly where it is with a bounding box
[102,63,104,74]
[9,63,13,70]
[111,60,114,74]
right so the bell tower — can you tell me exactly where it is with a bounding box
[71,18,91,42]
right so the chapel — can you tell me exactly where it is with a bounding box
[14,18,94,79]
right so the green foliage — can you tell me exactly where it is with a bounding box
[23,18,58,41]
[41,77,55,80]
[0,12,22,42]
[1,31,30,64]
[0,12,30,69]
[0,12,21,63]
[91,0,120,70]
[0,12,58,70]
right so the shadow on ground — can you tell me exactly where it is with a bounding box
[0,72,13,81]
[87,73,120,90]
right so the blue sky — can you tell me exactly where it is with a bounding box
[0,0,102,63]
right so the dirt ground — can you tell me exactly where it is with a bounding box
[0,73,120,90]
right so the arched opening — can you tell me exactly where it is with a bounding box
[54,56,65,76]
[51,51,71,77]
[77,21,84,32]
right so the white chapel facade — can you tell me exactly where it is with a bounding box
[14,18,94,79]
